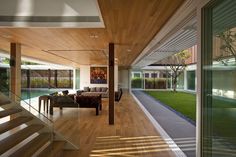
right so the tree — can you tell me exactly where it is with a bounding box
[167,50,191,92]
[216,29,236,65]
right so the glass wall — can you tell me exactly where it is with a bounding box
[131,70,171,90]
[187,71,195,90]
[144,71,168,89]
[177,73,184,89]
[57,70,73,88]
[131,71,143,89]
[202,0,236,156]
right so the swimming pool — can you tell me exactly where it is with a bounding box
[21,89,64,100]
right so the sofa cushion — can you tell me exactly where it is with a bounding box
[90,87,96,92]
[96,87,101,92]
[101,87,108,92]
[84,87,90,92]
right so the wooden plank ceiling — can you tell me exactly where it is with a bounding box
[0,0,184,68]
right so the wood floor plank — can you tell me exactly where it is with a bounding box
[0,124,44,155]
[38,141,65,157]
[0,108,22,118]
[0,100,11,106]
[0,116,33,134]
[52,91,175,157]
[9,133,51,157]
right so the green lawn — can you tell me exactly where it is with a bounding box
[145,91,196,121]
[145,90,236,145]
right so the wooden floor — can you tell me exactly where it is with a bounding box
[50,91,175,157]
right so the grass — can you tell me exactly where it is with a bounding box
[145,90,236,145]
[145,91,196,121]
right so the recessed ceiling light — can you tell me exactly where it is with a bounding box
[89,34,99,39]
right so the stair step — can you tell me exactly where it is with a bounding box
[0,124,44,155]
[9,133,51,157]
[38,141,65,157]
[0,116,33,134]
[0,100,11,106]
[0,108,22,118]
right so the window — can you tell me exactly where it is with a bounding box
[133,72,141,78]
[144,73,149,78]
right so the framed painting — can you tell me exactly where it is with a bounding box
[90,67,107,84]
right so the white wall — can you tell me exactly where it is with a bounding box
[80,65,118,91]
[118,69,129,89]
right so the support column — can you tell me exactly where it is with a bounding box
[128,69,132,93]
[55,70,58,88]
[26,69,30,89]
[108,43,115,125]
[10,43,21,102]
[48,69,51,88]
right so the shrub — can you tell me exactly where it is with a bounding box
[131,78,143,88]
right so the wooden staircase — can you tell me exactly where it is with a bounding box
[0,94,74,157]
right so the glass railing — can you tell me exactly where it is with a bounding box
[0,71,80,150]
[0,85,54,156]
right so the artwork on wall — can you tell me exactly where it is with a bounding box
[90,67,107,84]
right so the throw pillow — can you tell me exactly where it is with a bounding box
[101,87,108,92]
[96,87,101,92]
[84,87,90,92]
[90,87,96,92]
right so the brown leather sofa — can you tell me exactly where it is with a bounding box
[49,93,102,116]
[75,94,102,115]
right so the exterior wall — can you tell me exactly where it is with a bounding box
[186,45,198,64]
[118,69,129,89]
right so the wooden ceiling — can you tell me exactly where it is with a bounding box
[0,0,184,68]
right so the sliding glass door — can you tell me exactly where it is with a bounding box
[202,0,236,156]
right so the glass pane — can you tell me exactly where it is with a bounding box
[131,71,143,89]
[76,69,80,89]
[177,72,184,89]
[203,1,236,156]
[57,70,73,88]
[187,71,195,90]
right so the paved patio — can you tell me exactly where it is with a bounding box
[132,90,196,157]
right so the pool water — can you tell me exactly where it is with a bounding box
[21,89,59,100]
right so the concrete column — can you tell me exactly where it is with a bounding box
[10,43,21,102]
[128,69,132,93]
[108,43,115,125]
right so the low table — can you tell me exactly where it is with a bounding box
[38,95,50,113]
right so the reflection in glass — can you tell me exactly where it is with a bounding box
[203,1,236,156]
